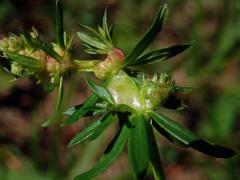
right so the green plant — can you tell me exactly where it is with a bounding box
[0,1,235,179]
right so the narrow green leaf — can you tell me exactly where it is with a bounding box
[68,113,113,147]
[74,124,129,180]
[121,4,168,68]
[63,105,80,116]
[5,51,41,69]
[63,104,91,116]
[42,76,64,127]
[148,111,197,146]
[189,140,235,158]
[64,101,109,117]
[109,24,114,38]
[130,44,190,65]
[66,34,75,50]
[63,104,105,117]
[86,79,114,104]
[146,123,165,180]
[152,120,174,142]
[128,114,149,178]
[90,113,114,139]
[20,34,34,51]
[32,38,62,62]
[77,32,108,50]
[102,8,108,35]
[149,111,235,158]
[104,112,130,155]
[63,94,99,125]
[173,86,194,92]
[80,24,110,46]
[56,0,65,49]
[102,8,111,42]
[23,30,62,62]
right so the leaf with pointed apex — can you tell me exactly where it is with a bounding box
[102,8,111,42]
[121,4,168,68]
[66,34,75,50]
[80,24,110,46]
[128,114,149,178]
[56,0,65,49]
[22,30,62,62]
[149,111,197,146]
[189,140,235,158]
[146,122,165,180]
[74,124,129,180]
[78,10,113,55]
[152,120,174,142]
[63,94,99,125]
[86,79,114,104]
[149,111,235,158]
[68,113,114,147]
[130,44,190,66]
[63,104,93,116]
[78,32,104,48]
[42,76,64,127]
[64,103,106,117]
[77,32,109,54]
[5,51,41,69]
[90,113,114,139]
[173,86,194,92]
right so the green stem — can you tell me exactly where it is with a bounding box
[74,59,101,72]
[146,122,165,180]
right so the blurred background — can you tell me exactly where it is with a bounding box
[0,0,239,179]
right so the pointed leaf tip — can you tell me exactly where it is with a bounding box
[131,43,190,65]
[86,79,114,104]
[41,76,64,127]
[128,114,149,178]
[121,3,169,68]
[149,111,235,158]
[190,140,235,158]
[74,125,129,180]
[63,94,98,125]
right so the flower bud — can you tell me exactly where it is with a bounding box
[94,48,125,79]
[0,35,23,53]
[0,38,9,51]
[11,62,24,76]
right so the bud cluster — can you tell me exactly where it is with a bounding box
[0,30,74,90]
[0,34,23,52]
[0,33,44,76]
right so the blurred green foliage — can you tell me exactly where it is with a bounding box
[0,0,239,179]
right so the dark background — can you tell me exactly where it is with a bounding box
[0,0,239,179]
